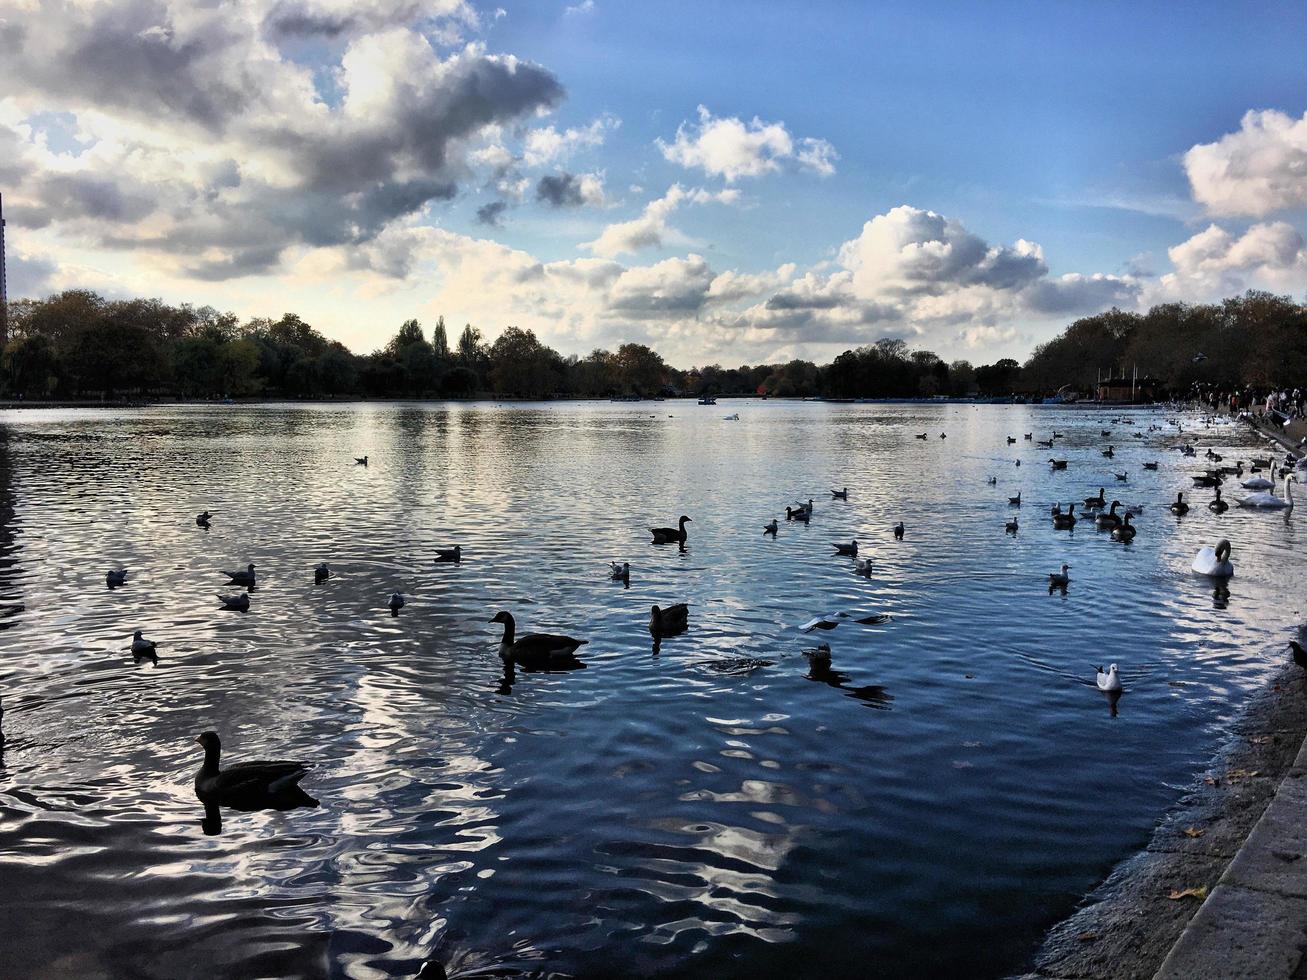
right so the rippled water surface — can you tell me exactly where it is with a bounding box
[2,401,1305,978]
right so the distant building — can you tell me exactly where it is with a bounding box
[1096,375,1161,403]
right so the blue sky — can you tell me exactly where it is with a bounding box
[4,0,1307,366]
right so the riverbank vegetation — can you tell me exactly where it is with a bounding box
[3,288,1305,401]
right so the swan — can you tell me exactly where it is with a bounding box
[434,545,462,563]
[355,456,368,466]
[650,515,692,543]
[1192,539,1234,578]
[194,732,317,811]
[1208,488,1229,513]
[764,519,778,535]
[893,522,904,540]
[1005,518,1018,534]
[1241,466,1277,491]
[106,569,128,587]
[490,611,587,665]
[1170,493,1189,515]
[831,487,849,499]
[130,630,157,656]
[799,611,891,632]
[196,511,212,527]
[388,592,404,612]
[1096,664,1123,692]
[833,540,858,556]
[1084,488,1106,508]
[1111,513,1137,541]
[1237,474,1295,510]
[1008,491,1021,506]
[1095,501,1122,529]
[223,563,256,586]
[314,563,331,584]
[1048,564,1071,586]
[609,561,630,581]
[218,593,250,611]
[650,603,689,637]
[854,557,873,575]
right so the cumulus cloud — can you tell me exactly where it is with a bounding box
[1147,221,1307,303]
[262,0,477,40]
[522,114,618,168]
[535,171,605,207]
[582,184,738,257]
[1184,109,1307,218]
[658,105,837,182]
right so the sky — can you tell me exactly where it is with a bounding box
[3,0,1307,368]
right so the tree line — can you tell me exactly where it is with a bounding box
[2,288,1304,401]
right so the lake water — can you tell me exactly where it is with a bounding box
[1,400,1304,979]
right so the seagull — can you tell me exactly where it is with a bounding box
[1096,664,1123,692]
[217,593,250,612]
[130,630,157,656]
[314,563,331,584]
[799,611,890,632]
[764,519,778,536]
[831,487,849,499]
[223,563,256,586]
[853,558,873,576]
[106,569,128,587]
[434,545,462,563]
[389,592,404,613]
[833,540,858,556]
[609,561,630,581]
[1048,564,1071,587]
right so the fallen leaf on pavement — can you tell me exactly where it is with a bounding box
[1167,886,1209,901]
[1183,827,1206,838]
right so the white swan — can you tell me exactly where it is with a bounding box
[1096,664,1122,692]
[1192,539,1234,578]
[1241,466,1276,491]
[1237,474,1295,509]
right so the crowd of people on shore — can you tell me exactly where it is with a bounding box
[1191,383,1305,425]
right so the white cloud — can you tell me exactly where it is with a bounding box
[523,114,618,167]
[581,184,738,257]
[658,105,837,182]
[1147,220,1307,303]
[1184,109,1307,218]
[564,0,595,14]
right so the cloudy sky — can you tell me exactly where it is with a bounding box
[4,0,1307,366]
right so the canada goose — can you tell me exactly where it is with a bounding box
[831,488,849,499]
[106,569,128,587]
[1111,513,1137,541]
[1192,472,1222,488]
[1096,665,1123,692]
[650,603,689,637]
[1084,488,1106,508]
[217,593,250,612]
[194,732,317,811]
[355,456,368,466]
[833,540,858,556]
[1007,436,1016,444]
[130,630,157,656]
[223,563,256,586]
[1009,491,1021,506]
[1114,472,1128,482]
[1005,518,1018,534]
[650,515,692,544]
[1170,492,1189,515]
[1052,503,1077,528]
[1049,459,1068,470]
[1048,564,1071,587]
[1208,488,1229,513]
[1037,440,1054,449]
[764,519,778,535]
[893,522,904,540]
[1143,461,1159,470]
[1102,446,1114,458]
[490,611,587,665]
[1024,433,1032,440]
[1052,431,1063,439]
[1095,501,1123,529]
[1101,430,1111,437]
[915,433,928,440]
[196,511,212,527]
[314,563,330,584]
[1192,539,1234,578]
[434,545,462,563]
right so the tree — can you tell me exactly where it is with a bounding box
[614,342,667,395]
[3,334,59,396]
[488,326,564,398]
[432,316,450,362]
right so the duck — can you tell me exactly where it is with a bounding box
[1192,539,1234,578]
[1170,493,1189,515]
[434,545,462,563]
[893,521,904,540]
[1049,459,1068,470]
[196,511,212,527]
[355,456,368,466]
[106,568,128,587]
[1292,640,1307,671]
[649,603,689,637]
[650,515,692,544]
[831,487,849,500]
[1208,488,1229,513]
[223,563,256,586]
[1095,664,1123,693]
[1052,504,1077,528]
[1102,446,1114,458]
[490,611,587,665]
[1083,488,1106,508]
[314,563,331,584]
[1124,503,1145,516]
[193,731,317,811]
[1095,500,1122,529]
[1008,491,1021,506]
[1048,564,1071,587]
[130,630,157,656]
[1005,518,1019,534]
[1241,466,1277,491]
[833,540,858,556]
[217,593,250,611]
[1111,513,1137,541]
[1143,461,1159,471]
[854,557,874,575]
[1237,474,1295,510]
[388,592,404,613]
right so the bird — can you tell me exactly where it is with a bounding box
[1037,439,1054,449]
[217,593,250,612]
[1111,513,1137,542]
[650,603,689,637]
[802,643,833,666]
[434,545,462,563]
[193,731,317,811]
[1084,488,1106,508]
[831,487,849,499]
[1052,503,1077,528]
[1143,461,1159,471]
[1237,474,1295,510]
[1095,500,1123,529]
[1096,664,1123,693]
[764,519,778,536]
[106,568,128,587]
[1114,471,1129,481]
[1291,641,1307,671]
[1007,436,1016,445]
[833,540,858,556]
[1102,446,1114,458]
[1052,430,1064,439]
[1048,564,1071,587]
[355,456,368,466]
[1192,539,1234,578]
[792,498,816,514]
[893,521,904,540]
[388,592,404,613]
[786,506,810,522]
[915,433,928,440]
[1170,492,1189,515]
[1009,491,1021,506]
[314,563,331,584]
[799,611,890,632]
[196,511,212,527]
[1005,518,1019,534]
[1209,488,1229,513]
[1024,433,1033,440]
[130,631,157,656]
[1241,466,1277,491]
[854,557,873,575]
[490,611,587,666]
[223,563,256,586]
[650,515,692,544]
[1049,459,1068,470]
[987,476,997,485]
[1101,429,1112,437]
[1192,472,1222,488]
[940,433,946,439]
[609,561,630,581]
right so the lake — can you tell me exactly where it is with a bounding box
[1,400,1303,978]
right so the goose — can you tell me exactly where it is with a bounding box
[1095,664,1123,693]
[1052,430,1064,439]
[1114,471,1129,482]
[1192,539,1234,578]
[314,563,331,584]
[196,511,212,527]
[194,731,317,810]
[388,592,404,613]
[764,519,778,535]
[1008,491,1021,506]
[1143,461,1159,470]
[1101,429,1112,437]
[1292,640,1307,671]
[1084,488,1106,508]
[106,568,128,587]
[1102,446,1114,458]
[1049,459,1068,470]
[130,630,157,656]
[1024,433,1033,440]
[1169,492,1189,515]
[799,611,891,632]
[1208,488,1229,513]
[1241,466,1277,491]
[831,487,849,500]
[1048,564,1071,587]
[223,563,256,586]
[1095,501,1123,529]
[218,593,250,611]
[854,557,873,575]
[940,433,947,439]
[650,603,689,637]
[1037,439,1054,449]
[650,515,692,543]
[1005,518,1018,534]
[1007,436,1016,445]
[786,506,810,522]
[434,545,462,563]
[355,456,368,466]
[1250,456,1273,469]
[893,522,904,540]
[1111,513,1137,541]
[987,476,997,485]
[833,540,858,556]
[915,433,928,440]
[1237,474,1295,510]
[1192,472,1222,488]
[609,561,630,581]
[1052,503,1077,528]
[490,611,587,665]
